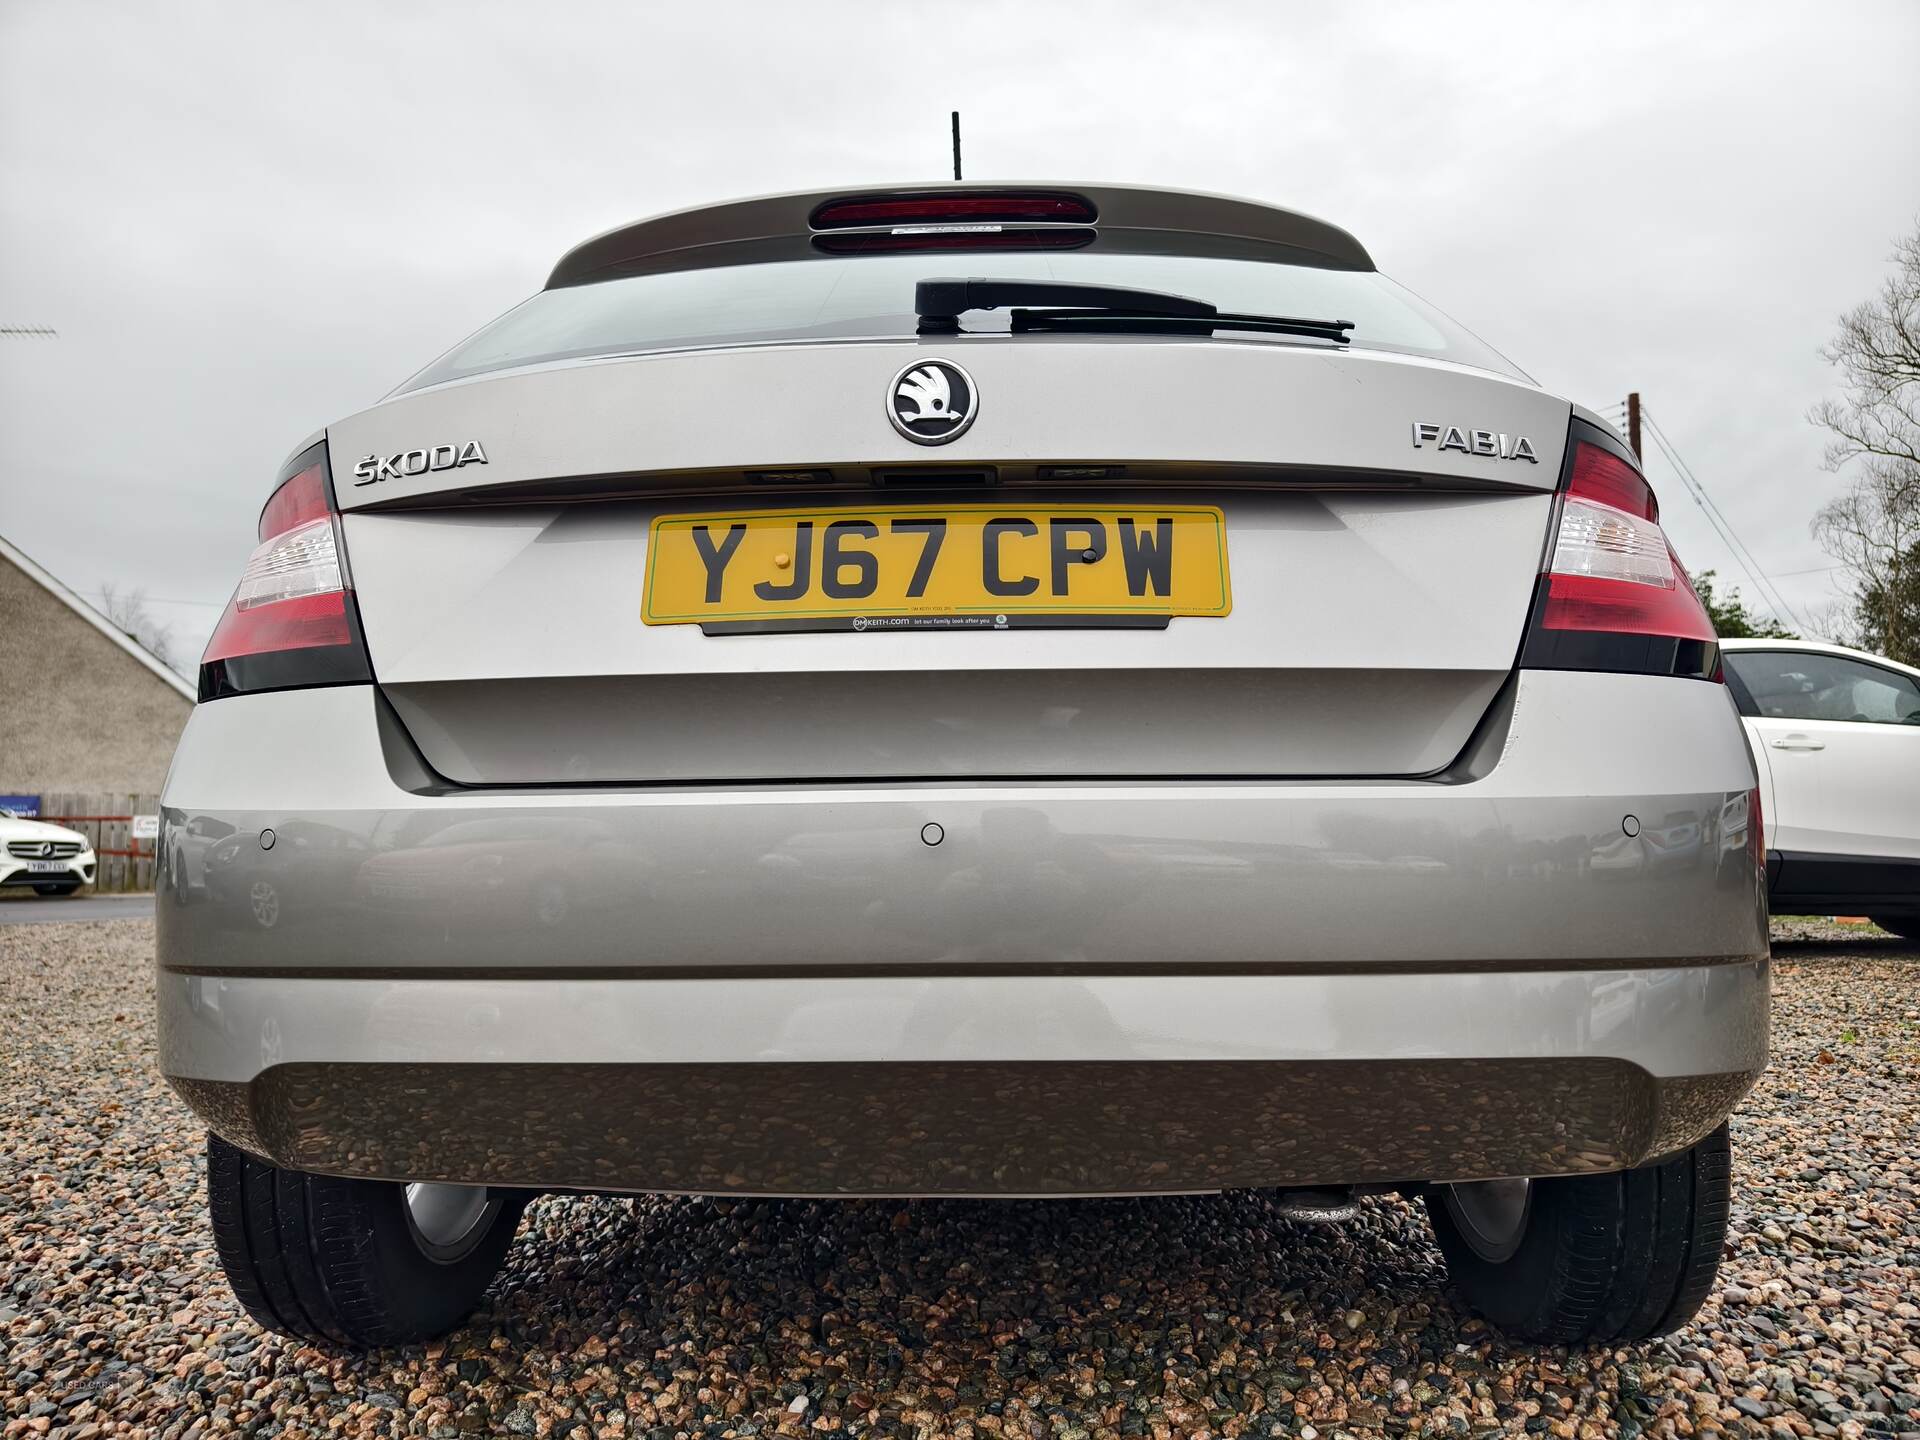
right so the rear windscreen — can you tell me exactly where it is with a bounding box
[398,252,1525,394]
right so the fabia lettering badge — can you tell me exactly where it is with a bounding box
[1410,422,1537,463]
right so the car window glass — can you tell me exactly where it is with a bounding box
[1722,651,1920,725]
[396,254,1523,393]
[1721,663,1759,717]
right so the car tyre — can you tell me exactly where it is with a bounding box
[32,882,81,896]
[1873,915,1919,941]
[206,1132,526,1347]
[1425,1123,1730,1344]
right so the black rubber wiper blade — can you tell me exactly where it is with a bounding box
[1008,309,1353,343]
[916,276,1215,327]
[914,274,1353,343]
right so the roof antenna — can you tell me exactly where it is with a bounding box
[951,111,962,181]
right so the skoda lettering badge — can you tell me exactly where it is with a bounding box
[888,359,977,445]
[352,440,489,487]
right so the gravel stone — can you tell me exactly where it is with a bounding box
[2,916,1916,1438]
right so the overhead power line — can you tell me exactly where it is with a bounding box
[1636,406,1809,633]
[84,588,224,609]
[1639,412,1799,628]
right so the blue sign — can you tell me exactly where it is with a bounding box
[0,794,40,817]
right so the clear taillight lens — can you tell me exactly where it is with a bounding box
[233,517,342,611]
[1549,498,1674,589]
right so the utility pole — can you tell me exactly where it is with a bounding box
[951,111,962,182]
[1626,391,1642,459]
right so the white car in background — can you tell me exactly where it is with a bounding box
[1720,639,1920,937]
[0,811,97,897]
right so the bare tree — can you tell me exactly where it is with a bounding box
[98,582,177,669]
[1810,222,1920,665]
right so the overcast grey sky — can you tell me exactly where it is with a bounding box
[4,0,1918,668]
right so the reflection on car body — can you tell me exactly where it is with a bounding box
[353,817,651,931]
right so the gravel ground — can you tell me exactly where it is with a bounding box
[3,920,1916,1440]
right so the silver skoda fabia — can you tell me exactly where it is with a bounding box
[158,183,1767,1347]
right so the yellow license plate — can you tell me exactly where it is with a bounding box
[642,504,1231,631]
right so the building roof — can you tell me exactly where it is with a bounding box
[0,533,197,701]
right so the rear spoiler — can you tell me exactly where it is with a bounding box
[546,182,1375,289]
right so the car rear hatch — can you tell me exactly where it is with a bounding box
[336,347,1566,784]
[325,186,1571,785]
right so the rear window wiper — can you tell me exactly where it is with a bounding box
[915,276,1353,344]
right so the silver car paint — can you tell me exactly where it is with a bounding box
[157,668,1765,1192]
[350,487,1554,782]
[329,341,1569,510]
[161,963,1767,1090]
[157,668,1763,973]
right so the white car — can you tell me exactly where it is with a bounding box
[1720,638,1920,937]
[0,811,97,896]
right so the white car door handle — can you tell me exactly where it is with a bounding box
[1770,734,1825,751]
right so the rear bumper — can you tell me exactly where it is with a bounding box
[164,963,1765,1195]
[157,670,1769,1194]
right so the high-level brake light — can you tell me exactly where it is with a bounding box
[810,191,1099,254]
[814,229,1095,255]
[810,192,1098,229]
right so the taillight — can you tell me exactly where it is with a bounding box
[1519,431,1720,681]
[809,190,1098,254]
[199,442,373,701]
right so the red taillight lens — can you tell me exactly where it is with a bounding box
[1537,560,1716,641]
[810,192,1097,229]
[1566,442,1658,523]
[256,461,331,541]
[202,576,351,662]
[199,444,371,699]
[1521,436,1719,679]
